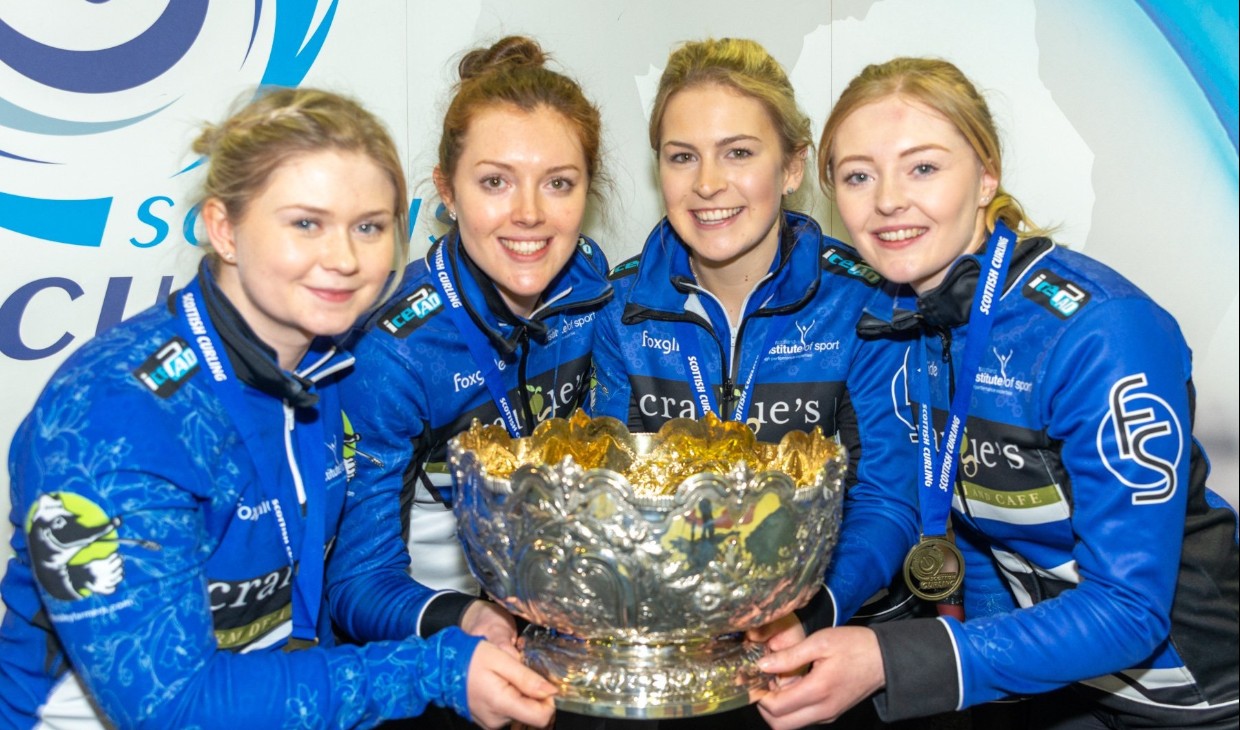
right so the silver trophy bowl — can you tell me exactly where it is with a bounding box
[449,413,845,719]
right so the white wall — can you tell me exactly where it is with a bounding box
[2,0,1236,596]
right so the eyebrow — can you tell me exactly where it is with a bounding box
[473,160,583,174]
[836,143,950,167]
[662,133,762,151]
[278,204,394,218]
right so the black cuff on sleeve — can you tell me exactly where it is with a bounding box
[419,592,477,638]
[794,586,837,635]
[870,618,961,722]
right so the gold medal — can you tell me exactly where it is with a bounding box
[903,536,964,601]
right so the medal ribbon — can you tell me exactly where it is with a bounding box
[915,221,1016,538]
[430,238,525,437]
[175,279,327,646]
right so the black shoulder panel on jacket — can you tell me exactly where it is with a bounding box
[1020,268,1092,319]
[608,256,641,281]
[132,335,201,399]
[821,245,883,287]
[375,284,444,338]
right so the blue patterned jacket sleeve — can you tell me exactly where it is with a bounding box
[1,321,479,729]
[326,386,439,643]
[587,293,635,425]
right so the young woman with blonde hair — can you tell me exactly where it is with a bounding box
[757,56,1239,730]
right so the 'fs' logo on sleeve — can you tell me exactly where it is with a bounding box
[1096,373,1182,505]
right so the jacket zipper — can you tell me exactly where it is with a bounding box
[516,327,534,435]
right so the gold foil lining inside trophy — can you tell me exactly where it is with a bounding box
[454,410,843,494]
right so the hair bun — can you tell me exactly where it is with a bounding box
[458,35,547,81]
[191,123,222,158]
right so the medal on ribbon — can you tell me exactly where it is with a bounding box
[904,222,1016,602]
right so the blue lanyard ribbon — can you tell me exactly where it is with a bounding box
[429,239,525,437]
[915,222,1016,538]
[175,278,327,645]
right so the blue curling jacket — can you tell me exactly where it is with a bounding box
[340,232,612,593]
[862,238,1239,725]
[589,211,921,627]
[0,268,479,730]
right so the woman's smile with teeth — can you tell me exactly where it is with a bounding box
[694,207,742,223]
[876,227,927,242]
[500,237,550,255]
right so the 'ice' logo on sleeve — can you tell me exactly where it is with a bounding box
[1024,269,1090,318]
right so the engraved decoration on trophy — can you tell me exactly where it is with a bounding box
[449,410,846,719]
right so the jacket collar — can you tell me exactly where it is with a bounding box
[429,229,613,356]
[624,210,824,320]
[857,237,1054,336]
[195,261,353,407]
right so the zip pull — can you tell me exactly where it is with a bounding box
[283,402,308,516]
[719,377,738,418]
[344,432,384,467]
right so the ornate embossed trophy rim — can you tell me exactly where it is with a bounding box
[523,626,766,719]
[449,412,845,718]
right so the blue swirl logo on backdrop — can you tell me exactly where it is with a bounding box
[1136,0,1238,155]
[0,0,339,248]
[0,0,208,98]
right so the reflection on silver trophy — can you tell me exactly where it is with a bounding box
[449,411,845,719]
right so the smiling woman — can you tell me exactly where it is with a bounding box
[434,104,590,317]
[201,149,397,369]
[587,37,928,729]
[338,37,614,728]
[753,57,1240,730]
[829,95,997,294]
[655,82,801,323]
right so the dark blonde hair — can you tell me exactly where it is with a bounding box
[819,57,1041,235]
[648,38,812,167]
[193,87,410,269]
[437,35,605,200]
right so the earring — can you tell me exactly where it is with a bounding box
[222,252,235,262]
[981,196,992,205]
[449,209,457,221]
[785,187,795,195]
